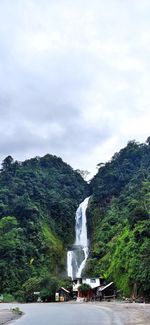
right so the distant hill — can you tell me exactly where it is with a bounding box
[0,154,89,294]
[85,138,150,298]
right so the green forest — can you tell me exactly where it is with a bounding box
[0,138,150,301]
[0,154,88,301]
[86,138,150,298]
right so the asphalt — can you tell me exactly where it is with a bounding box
[0,302,121,325]
[0,301,150,325]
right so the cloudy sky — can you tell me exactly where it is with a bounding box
[0,0,150,177]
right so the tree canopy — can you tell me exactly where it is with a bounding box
[87,138,150,298]
[0,154,89,294]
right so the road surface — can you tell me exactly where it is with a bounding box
[0,302,122,325]
[0,302,150,325]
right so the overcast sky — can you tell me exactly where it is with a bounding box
[0,0,150,177]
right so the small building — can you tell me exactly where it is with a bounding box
[73,277,115,301]
[73,277,101,292]
[55,287,70,302]
[73,277,101,300]
[96,282,115,300]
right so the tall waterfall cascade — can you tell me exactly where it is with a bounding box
[67,196,90,279]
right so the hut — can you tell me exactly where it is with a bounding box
[55,287,70,302]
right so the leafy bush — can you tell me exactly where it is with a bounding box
[3,293,15,302]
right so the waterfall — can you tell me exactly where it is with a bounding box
[67,196,90,279]
[67,251,73,279]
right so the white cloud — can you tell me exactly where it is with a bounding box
[0,0,149,174]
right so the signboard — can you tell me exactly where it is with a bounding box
[55,292,59,302]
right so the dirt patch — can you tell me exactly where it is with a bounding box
[0,309,22,325]
[92,301,150,325]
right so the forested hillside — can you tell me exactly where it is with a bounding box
[1,139,150,301]
[85,138,150,298]
[0,154,89,297]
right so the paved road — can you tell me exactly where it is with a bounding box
[0,302,123,325]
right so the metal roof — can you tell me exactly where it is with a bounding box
[98,282,114,292]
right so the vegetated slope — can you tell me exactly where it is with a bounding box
[0,154,89,294]
[86,139,150,297]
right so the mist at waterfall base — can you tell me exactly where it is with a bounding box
[67,197,90,279]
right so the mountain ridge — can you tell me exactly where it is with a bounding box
[0,138,150,300]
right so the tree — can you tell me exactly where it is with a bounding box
[1,156,13,172]
[146,137,150,145]
[22,277,41,296]
[78,283,91,297]
[75,169,90,181]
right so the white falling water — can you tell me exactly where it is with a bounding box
[67,251,73,279]
[76,246,89,278]
[67,196,90,279]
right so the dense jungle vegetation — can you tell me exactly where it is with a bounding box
[0,154,88,300]
[1,138,150,301]
[85,138,150,298]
